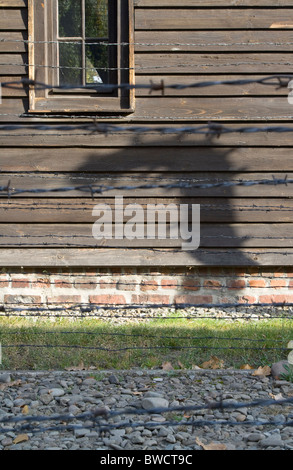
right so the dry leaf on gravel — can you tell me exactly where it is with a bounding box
[195,437,227,450]
[240,364,254,370]
[252,365,271,377]
[13,434,29,444]
[201,356,224,370]
[21,405,29,415]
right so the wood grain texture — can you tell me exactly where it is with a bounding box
[0,9,27,30]
[135,9,293,30]
[1,124,293,147]
[135,1,293,6]
[1,96,292,121]
[0,248,291,267]
[0,0,27,6]
[0,223,291,248]
[135,52,293,74]
[0,0,292,266]
[135,30,293,52]
[0,147,292,172]
[0,198,291,223]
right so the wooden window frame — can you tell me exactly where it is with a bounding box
[28,0,135,114]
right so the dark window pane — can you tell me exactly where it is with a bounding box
[85,0,109,38]
[59,42,82,86]
[85,43,109,84]
[59,0,82,37]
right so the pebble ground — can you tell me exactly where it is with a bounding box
[1,368,293,451]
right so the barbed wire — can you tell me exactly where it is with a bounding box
[4,37,293,48]
[0,175,292,197]
[0,328,286,343]
[0,201,292,212]
[3,121,293,136]
[2,74,293,93]
[0,395,293,436]
[0,277,290,289]
[4,59,293,73]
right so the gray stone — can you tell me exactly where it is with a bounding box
[0,373,11,383]
[74,428,91,438]
[246,433,263,442]
[141,397,169,410]
[260,434,284,448]
[108,374,120,384]
[49,388,65,397]
[271,360,291,380]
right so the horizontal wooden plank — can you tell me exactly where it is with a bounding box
[0,9,27,30]
[0,54,27,75]
[0,198,291,223]
[135,52,293,74]
[0,223,291,248]
[133,97,293,121]
[7,96,292,121]
[0,0,27,6]
[135,31,293,52]
[0,147,293,172]
[135,9,293,30]
[0,247,292,267]
[135,1,293,7]
[0,33,27,53]
[1,124,293,147]
[0,76,28,97]
[0,173,292,197]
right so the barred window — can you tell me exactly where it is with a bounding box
[28,0,134,114]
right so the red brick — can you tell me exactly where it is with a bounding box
[11,278,30,288]
[140,280,158,291]
[174,295,213,305]
[4,295,41,304]
[227,280,246,289]
[32,278,51,288]
[270,279,287,288]
[54,279,73,288]
[259,294,293,304]
[0,278,9,288]
[181,280,200,291]
[203,279,222,289]
[74,278,97,289]
[248,279,266,288]
[47,295,82,304]
[131,294,170,305]
[289,280,293,289]
[237,296,257,304]
[99,280,117,289]
[161,279,178,289]
[89,295,126,305]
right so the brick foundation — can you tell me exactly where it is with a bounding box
[1,267,293,307]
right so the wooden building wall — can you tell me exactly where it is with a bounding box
[0,0,293,268]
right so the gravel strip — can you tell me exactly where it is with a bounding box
[1,369,293,451]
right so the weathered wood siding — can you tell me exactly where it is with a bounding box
[0,0,293,266]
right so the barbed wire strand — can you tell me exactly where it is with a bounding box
[0,396,293,436]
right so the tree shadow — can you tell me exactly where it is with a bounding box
[76,130,259,276]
